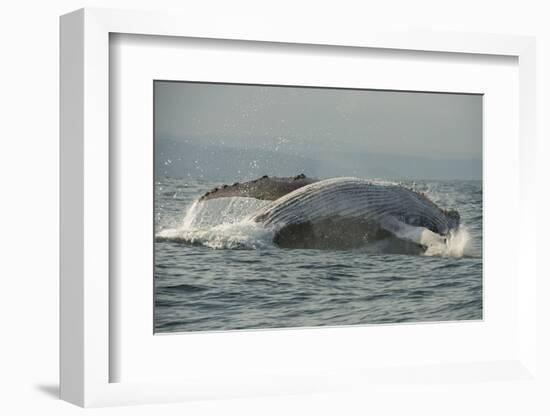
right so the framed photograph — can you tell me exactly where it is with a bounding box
[60,8,538,407]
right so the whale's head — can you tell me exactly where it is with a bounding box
[444,209,460,231]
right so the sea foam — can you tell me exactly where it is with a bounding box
[156,197,275,250]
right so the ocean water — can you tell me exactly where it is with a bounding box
[154,177,482,333]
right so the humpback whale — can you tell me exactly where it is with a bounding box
[199,175,460,251]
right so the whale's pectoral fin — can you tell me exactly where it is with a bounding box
[380,216,446,248]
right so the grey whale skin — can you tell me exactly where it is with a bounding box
[199,174,317,202]
[200,175,460,251]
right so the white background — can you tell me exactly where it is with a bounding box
[1,1,548,415]
[112,34,519,383]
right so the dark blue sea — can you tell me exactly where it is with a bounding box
[154,177,482,333]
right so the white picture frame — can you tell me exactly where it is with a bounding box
[60,8,538,408]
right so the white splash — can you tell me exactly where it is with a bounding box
[423,226,473,258]
[156,197,275,250]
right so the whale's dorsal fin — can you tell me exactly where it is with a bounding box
[199,174,318,202]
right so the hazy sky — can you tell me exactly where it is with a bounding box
[154,81,482,180]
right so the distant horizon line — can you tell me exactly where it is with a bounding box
[155,136,483,162]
